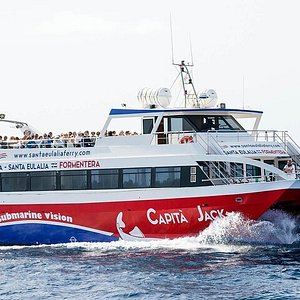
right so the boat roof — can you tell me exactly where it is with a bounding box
[109,107,263,118]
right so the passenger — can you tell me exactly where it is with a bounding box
[39,133,52,148]
[119,130,125,136]
[46,134,53,148]
[96,131,101,137]
[269,172,275,182]
[13,137,22,149]
[90,131,96,146]
[36,135,43,148]
[75,132,83,147]
[66,135,75,147]
[20,138,27,148]
[1,136,8,149]
[71,132,78,147]
[62,133,69,147]
[83,131,93,147]
[283,160,296,177]
[53,136,64,148]
[39,133,49,148]
[26,137,38,148]
[9,136,20,148]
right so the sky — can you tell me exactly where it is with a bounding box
[0,0,300,141]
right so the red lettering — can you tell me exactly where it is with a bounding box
[58,160,100,169]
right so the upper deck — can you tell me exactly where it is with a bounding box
[104,106,262,133]
[0,106,298,162]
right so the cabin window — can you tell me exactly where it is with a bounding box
[122,168,151,188]
[143,118,155,134]
[278,160,286,171]
[154,167,181,187]
[0,164,221,193]
[60,170,87,190]
[263,160,274,166]
[91,169,119,189]
[246,164,261,178]
[1,172,28,192]
[30,171,57,191]
[218,116,244,131]
[230,163,243,178]
[197,162,210,177]
[165,115,245,133]
[209,162,228,178]
[168,117,195,132]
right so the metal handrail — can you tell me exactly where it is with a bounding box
[203,130,300,160]
[274,132,300,166]
[0,137,97,149]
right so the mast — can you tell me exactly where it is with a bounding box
[172,60,198,108]
[169,17,198,107]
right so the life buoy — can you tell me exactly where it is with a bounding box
[179,135,193,144]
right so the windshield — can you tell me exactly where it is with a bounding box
[167,115,245,132]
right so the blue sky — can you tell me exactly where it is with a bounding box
[1,1,300,141]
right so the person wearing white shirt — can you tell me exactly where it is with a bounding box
[283,160,296,178]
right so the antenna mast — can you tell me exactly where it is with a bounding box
[173,61,198,108]
[189,33,194,66]
[169,14,175,64]
[242,76,245,109]
[169,17,198,107]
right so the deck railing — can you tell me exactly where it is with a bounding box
[0,137,97,149]
[204,130,300,160]
[2,130,300,165]
[199,160,284,186]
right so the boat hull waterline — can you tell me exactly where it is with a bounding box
[0,187,287,245]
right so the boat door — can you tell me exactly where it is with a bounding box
[156,117,168,144]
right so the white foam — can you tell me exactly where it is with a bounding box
[195,210,300,245]
[71,210,299,251]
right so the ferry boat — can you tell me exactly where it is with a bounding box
[0,61,299,245]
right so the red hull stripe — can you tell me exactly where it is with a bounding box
[0,189,284,240]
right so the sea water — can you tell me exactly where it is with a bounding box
[0,210,299,300]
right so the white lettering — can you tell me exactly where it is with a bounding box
[147,208,188,225]
[44,211,73,223]
[173,212,180,223]
[147,208,158,225]
[180,211,188,223]
[197,205,204,222]
[159,215,167,224]
[164,213,172,224]
[218,209,225,218]
[197,205,226,222]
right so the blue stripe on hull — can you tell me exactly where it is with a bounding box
[0,224,119,245]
